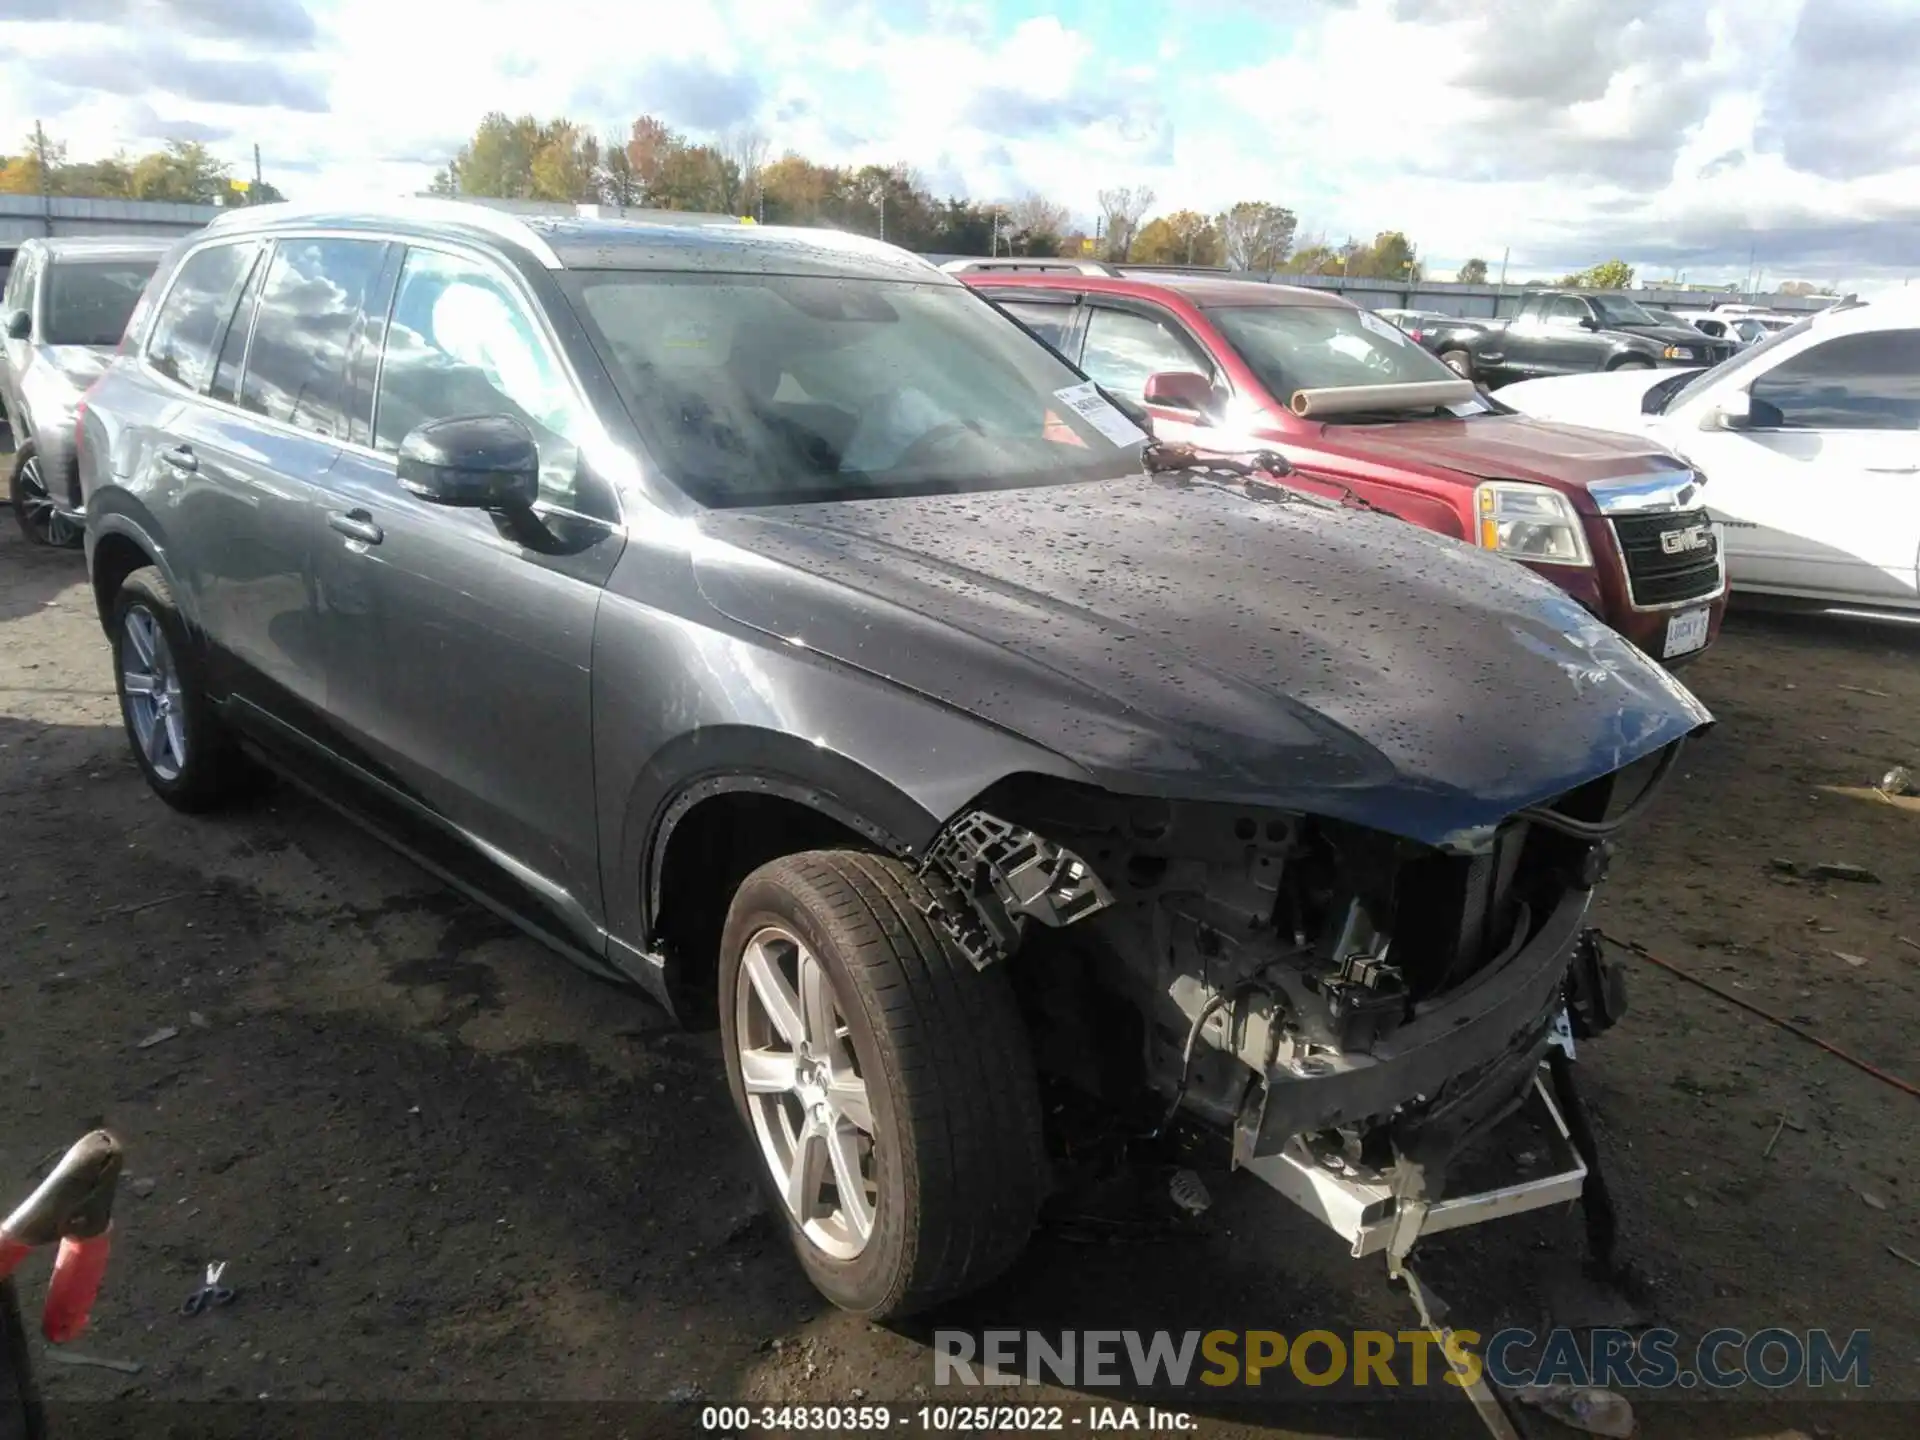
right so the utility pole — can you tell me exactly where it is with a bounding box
[1498,246,1509,286]
[252,143,263,205]
[33,120,53,236]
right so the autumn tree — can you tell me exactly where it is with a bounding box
[1096,185,1154,262]
[1132,210,1224,266]
[1004,191,1069,253]
[1560,259,1635,289]
[1218,201,1297,272]
[1347,230,1419,280]
[1456,257,1489,283]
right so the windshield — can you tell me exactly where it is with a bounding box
[1654,312,1822,414]
[565,273,1145,507]
[1211,304,1475,407]
[1590,296,1660,327]
[43,259,158,347]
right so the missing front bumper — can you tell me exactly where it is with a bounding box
[1241,1069,1587,1258]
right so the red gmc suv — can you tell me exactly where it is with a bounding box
[953,262,1727,665]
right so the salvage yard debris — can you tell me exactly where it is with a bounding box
[1768,859,1882,884]
[135,1026,180,1049]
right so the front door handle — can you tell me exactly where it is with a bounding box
[162,444,197,473]
[327,509,384,546]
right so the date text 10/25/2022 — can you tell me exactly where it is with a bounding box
[700,1405,1196,1432]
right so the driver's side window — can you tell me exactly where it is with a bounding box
[1547,296,1588,325]
[1080,308,1210,404]
[374,247,590,509]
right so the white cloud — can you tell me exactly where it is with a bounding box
[1,0,1915,284]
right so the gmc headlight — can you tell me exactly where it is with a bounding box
[1663,345,1695,361]
[1474,481,1592,566]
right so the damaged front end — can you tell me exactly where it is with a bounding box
[919,752,1653,1261]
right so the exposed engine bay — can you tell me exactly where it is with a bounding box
[918,751,1660,1241]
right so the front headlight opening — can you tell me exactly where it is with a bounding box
[1475,482,1592,565]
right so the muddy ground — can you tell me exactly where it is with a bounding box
[2,503,1916,1439]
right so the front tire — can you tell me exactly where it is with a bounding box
[109,567,254,812]
[1609,357,1653,371]
[719,850,1047,1318]
[1440,348,1474,380]
[9,441,82,549]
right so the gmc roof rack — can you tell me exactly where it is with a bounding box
[938,257,1123,277]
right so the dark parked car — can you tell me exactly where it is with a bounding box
[967,270,1727,665]
[1444,290,1737,386]
[79,201,1709,1317]
[1,236,168,545]
[1374,307,1496,362]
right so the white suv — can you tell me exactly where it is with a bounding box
[1496,293,1920,614]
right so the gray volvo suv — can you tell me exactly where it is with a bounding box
[79,201,1709,1317]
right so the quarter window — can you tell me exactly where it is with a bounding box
[1079,308,1209,403]
[146,243,254,393]
[1746,330,1920,430]
[374,247,588,508]
[998,300,1077,356]
[239,238,389,441]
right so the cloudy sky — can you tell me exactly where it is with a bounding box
[3,0,1917,286]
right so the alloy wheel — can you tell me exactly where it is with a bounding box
[734,925,878,1259]
[121,606,188,782]
[13,454,80,547]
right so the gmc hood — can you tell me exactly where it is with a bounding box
[691,476,1712,849]
[1302,412,1688,492]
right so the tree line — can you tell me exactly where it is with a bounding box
[0,128,284,207]
[2,118,1808,295]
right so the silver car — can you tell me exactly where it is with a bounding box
[2,236,170,547]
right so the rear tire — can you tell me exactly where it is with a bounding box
[719,850,1047,1318]
[9,440,82,549]
[1440,349,1474,380]
[109,567,255,812]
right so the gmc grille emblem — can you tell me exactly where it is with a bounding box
[1660,524,1711,555]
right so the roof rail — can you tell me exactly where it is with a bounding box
[938,257,1123,277]
[204,197,566,269]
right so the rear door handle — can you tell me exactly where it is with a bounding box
[162,444,197,473]
[327,509,384,546]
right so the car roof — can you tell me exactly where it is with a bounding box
[962,270,1351,310]
[26,236,173,263]
[201,200,950,284]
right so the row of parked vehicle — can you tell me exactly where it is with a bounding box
[0,203,1898,1323]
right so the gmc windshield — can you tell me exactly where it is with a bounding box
[1211,304,1491,415]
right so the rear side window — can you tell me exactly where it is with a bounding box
[146,244,254,393]
[239,238,389,440]
[1747,329,1920,430]
[209,250,267,406]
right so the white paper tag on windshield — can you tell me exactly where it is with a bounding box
[1358,311,1408,345]
[1053,381,1148,447]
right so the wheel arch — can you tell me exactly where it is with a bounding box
[88,516,178,628]
[633,727,956,1022]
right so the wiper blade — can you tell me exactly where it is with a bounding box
[1141,442,1385,514]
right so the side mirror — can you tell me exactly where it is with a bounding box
[1143,370,1216,414]
[1700,391,1752,431]
[1577,315,1600,331]
[396,415,540,509]
[4,308,30,341]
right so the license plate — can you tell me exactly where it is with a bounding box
[1663,607,1710,658]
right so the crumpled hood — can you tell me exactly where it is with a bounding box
[1302,413,1686,493]
[691,477,1712,848]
